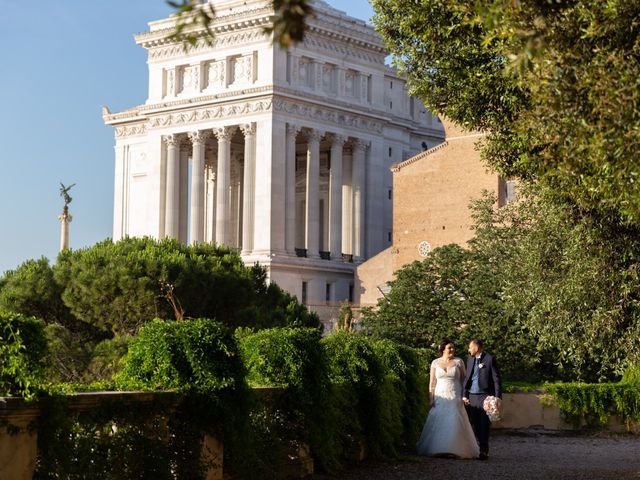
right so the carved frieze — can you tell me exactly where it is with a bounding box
[148,29,268,62]
[272,99,384,134]
[115,124,148,138]
[148,100,273,128]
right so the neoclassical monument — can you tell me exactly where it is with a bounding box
[103,0,443,323]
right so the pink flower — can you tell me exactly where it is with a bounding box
[483,396,502,422]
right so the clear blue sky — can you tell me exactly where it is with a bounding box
[0,0,375,275]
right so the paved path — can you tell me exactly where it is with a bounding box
[312,433,640,480]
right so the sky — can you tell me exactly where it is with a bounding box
[0,0,375,275]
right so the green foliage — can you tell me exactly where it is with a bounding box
[0,311,48,399]
[336,301,354,332]
[499,188,640,382]
[117,318,244,395]
[34,394,198,479]
[238,327,333,472]
[364,188,640,382]
[622,365,640,385]
[372,0,640,229]
[0,257,73,327]
[547,382,640,427]
[238,329,428,473]
[362,193,538,381]
[52,237,319,336]
[43,323,94,384]
[321,332,428,462]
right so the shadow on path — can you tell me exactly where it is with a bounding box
[312,433,640,480]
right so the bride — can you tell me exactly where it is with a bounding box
[416,339,479,458]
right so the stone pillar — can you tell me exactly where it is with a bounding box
[240,123,256,255]
[352,139,368,261]
[58,206,72,252]
[213,126,236,246]
[205,166,216,243]
[188,131,209,244]
[305,129,322,258]
[179,146,189,243]
[164,134,181,239]
[328,134,345,261]
[285,124,300,254]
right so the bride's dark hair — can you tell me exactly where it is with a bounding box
[438,338,454,354]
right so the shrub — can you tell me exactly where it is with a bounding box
[321,332,428,461]
[0,311,48,399]
[116,318,244,395]
[238,328,333,471]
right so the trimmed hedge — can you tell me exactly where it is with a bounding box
[238,329,429,473]
[116,318,244,395]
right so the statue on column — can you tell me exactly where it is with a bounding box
[59,182,75,209]
[58,182,75,251]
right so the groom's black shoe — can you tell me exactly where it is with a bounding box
[478,453,488,461]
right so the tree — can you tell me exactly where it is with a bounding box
[364,189,640,382]
[52,237,319,335]
[372,0,640,229]
[0,258,71,327]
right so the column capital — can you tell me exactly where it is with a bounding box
[327,133,347,148]
[306,128,323,143]
[213,125,237,141]
[163,133,184,147]
[188,130,211,145]
[239,123,256,138]
[286,123,301,137]
[353,138,370,152]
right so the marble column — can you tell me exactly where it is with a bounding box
[179,146,189,243]
[164,134,181,239]
[58,206,72,251]
[328,134,345,261]
[240,123,256,255]
[305,129,322,258]
[205,166,216,243]
[285,124,300,254]
[213,126,236,246]
[352,139,368,261]
[188,131,209,244]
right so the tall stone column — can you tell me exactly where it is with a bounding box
[305,129,322,258]
[164,134,182,239]
[328,134,345,260]
[179,146,189,243]
[188,130,209,244]
[285,124,300,254]
[352,139,368,261]
[205,165,216,243]
[240,123,256,255]
[58,206,72,251]
[213,126,236,246]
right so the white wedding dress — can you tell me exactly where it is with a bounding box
[416,357,479,458]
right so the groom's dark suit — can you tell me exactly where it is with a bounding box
[463,352,502,458]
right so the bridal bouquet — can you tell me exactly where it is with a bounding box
[483,396,502,422]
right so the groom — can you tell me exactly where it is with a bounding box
[462,339,502,460]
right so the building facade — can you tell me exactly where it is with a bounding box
[356,120,512,307]
[103,0,443,323]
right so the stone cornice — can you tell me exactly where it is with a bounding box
[106,88,443,139]
[299,32,385,66]
[391,141,450,172]
[135,6,274,49]
[147,28,270,62]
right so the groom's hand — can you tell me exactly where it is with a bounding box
[462,397,470,406]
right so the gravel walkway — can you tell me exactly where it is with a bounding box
[311,432,640,480]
